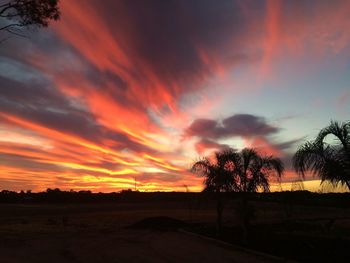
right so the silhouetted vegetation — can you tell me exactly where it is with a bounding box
[2,189,350,207]
[0,0,60,39]
[192,148,283,235]
[0,188,339,210]
[294,120,350,190]
[0,188,118,203]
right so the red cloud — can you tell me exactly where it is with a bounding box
[1,0,349,192]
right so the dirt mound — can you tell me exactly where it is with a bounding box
[128,216,187,231]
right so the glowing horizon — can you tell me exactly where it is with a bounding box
[0,0,349,192]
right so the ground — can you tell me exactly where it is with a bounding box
[0,202,283,263]
[0,197,349,262]
[0,227,282,263]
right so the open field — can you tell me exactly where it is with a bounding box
[1,193,350,262]
[0,202,278,263]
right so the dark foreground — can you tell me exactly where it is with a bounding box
[0,222,280,263]
[0,192,350,262]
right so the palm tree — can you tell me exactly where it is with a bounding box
[191,148,284,234]
[191,150,236,233]
[228,148,284,241]
[293,121,350,190]
[229,148,284,193]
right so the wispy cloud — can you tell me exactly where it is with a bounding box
[0,0,349,191]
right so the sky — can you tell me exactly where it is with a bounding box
[0,0,349,192]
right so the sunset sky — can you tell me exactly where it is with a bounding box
[0,0,349,192]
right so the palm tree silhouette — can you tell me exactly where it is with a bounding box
[293,121,350,190]
[230,148,284,193]
[191,148,284,234]
[191,150,236,233]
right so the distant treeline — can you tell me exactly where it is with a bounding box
[0,188,350,207]
[0,188,199,204]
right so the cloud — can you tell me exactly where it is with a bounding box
[1,0,349,191]
[243,136,302,157]
[0,74,151,153]
[194,139,230,155]
[0,0,267,191]
[186,113,303,174]
[185,113,279,139]
[223,114,280,136]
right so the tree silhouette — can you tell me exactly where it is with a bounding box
[0,0,60,39]
[191,150,235,233]
[192,148,284,234]
[229,148,284,193]
[228,148,283,241]
[293,120,350,190]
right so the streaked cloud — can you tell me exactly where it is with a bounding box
[0,0,349,191]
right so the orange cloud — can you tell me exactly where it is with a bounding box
[1,0,349,193]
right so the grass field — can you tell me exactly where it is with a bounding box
[0,195,350,262]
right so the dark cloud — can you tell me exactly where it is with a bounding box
[223,114,280,136]
[185,113,279,139]
[0,74,156,154]
[0,0,266,156]
[0,28,134,108]
[0,0,309,191]
[0,0,262,114]
[194,138,230,154]
[0,75,98,138]
[65,0,264,97]
[187,114,303,168]
[185,119,219,138]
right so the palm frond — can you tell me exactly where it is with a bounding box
[262,156,284,178]
[192,147,284,193]
[293,141,324,178]
[293,120,350,190]
[316,120,350,149]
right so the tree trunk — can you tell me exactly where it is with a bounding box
[216,191,223,236]
[241,193,250,243]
